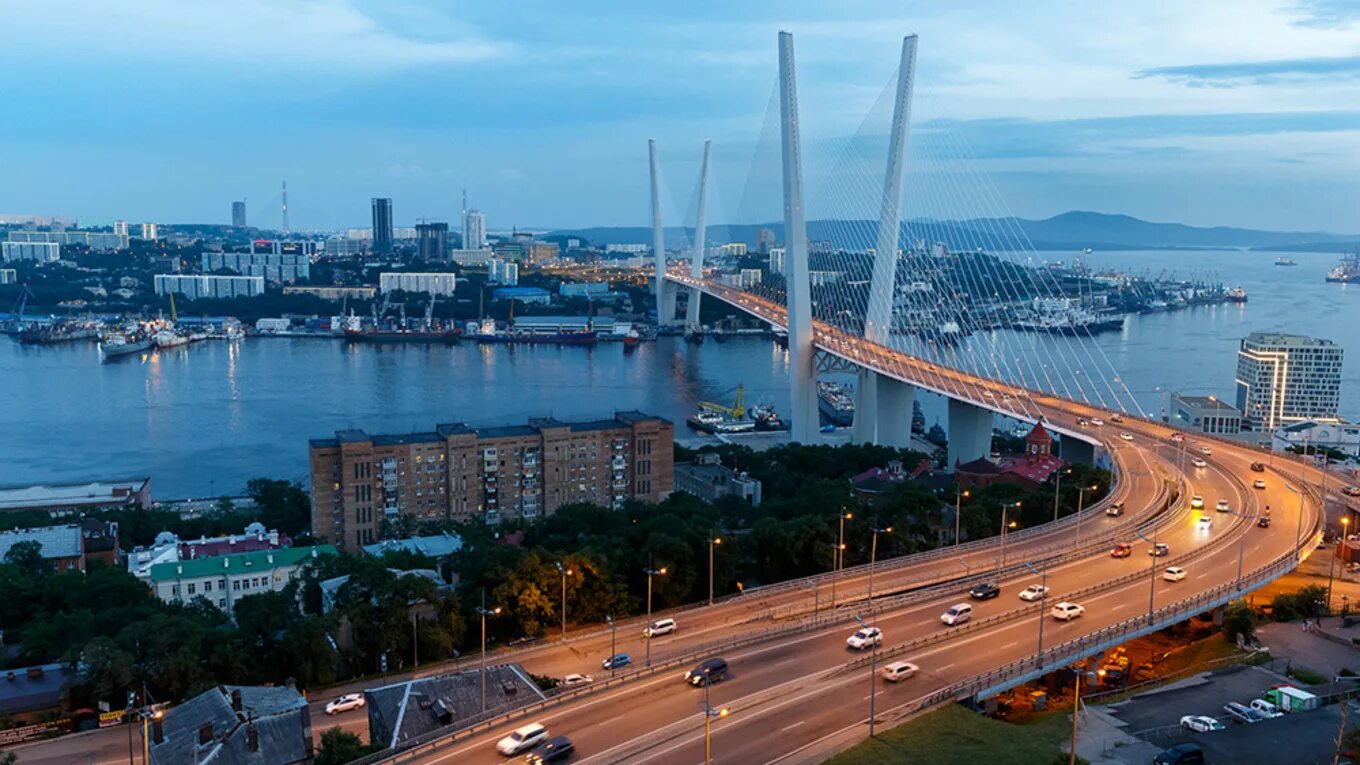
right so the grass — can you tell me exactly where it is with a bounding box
[823,703,1071,765]
[1287,666,1329,686]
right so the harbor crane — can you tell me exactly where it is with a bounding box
[699,385,746,420]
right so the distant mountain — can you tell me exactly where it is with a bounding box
[548,211,1359,253]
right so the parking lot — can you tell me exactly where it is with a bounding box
[1106,665,1343,764]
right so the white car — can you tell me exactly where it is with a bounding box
[1250,698,1284,719]
[1051,602,1085,621]
[1216,499,1231,512]
[1120,432,1135,442]
[1253,479,1267,490]
[846,627,883,650]
[560,673,593,687]
[1180,715,1225,733]
[1191,457,1207,468]
[1189,495,1205,510]
[324,693,365,715]
[1089,417,1105,426]
[1019,584,1050,602]
[940,603,973,626]
[1196,516,1212,532]
[644,618,677,638]
[1105,502,1125,517]
[1164,566,1187,582]
[880,660,918,682]
[497,723,549,755]
[1199,446,1212,456]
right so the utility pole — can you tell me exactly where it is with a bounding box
[708,533,722,606]
[476,590,500,712]
[644,558,667,667]
[832,509,851,607]
[555,561,572,638]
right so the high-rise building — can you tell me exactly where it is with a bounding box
[139,223,158,240]
[462,209,486,250]
[1,242,61,263]
[308,411,673,550]
[231,201,247,228]
[488,258,518,286]
[756,228,776,255]
[1235,332,1344,432]
[415,222,450,262]
[112,220,128,237]
[153,275,265,300]
[371,198,394,254]
[378,272,457,296]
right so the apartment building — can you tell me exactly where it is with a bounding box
[1235,332,1344,432]
[309,411,673,551]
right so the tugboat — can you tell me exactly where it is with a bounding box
[622,328,641,351]
[1274,256,1298,266]
[1225,286,1248,303]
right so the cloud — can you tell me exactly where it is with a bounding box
[1134,56,1360,87]
[1291,0,1360,28]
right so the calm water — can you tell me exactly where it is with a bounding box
[2,249,1356,497]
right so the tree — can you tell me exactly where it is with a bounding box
[1221,600,1256,643]
[247,478,311,536]
[3,540,49,577]
[314,727,380,765]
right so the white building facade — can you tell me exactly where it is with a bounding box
[153,274,265,299]
[378,272,457,296]
[1236,332,1344,432]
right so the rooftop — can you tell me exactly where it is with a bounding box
[1174,394,1241,413]
[0,478,149,512]
[149,545,336,583]
[365,666,545,749]
[0,663,76,716]
[148,685,309,765]
[328,412,668,448]
[0,524,83,560]
[363,533,463,559]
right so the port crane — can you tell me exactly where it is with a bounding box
[699,385,746,420]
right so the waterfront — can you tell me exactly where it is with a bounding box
[1,249,1356,497]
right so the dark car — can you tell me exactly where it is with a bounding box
[525,736,574,764]
[1258,515,1271,528]
[1154,743,1204,765]
[969,582,1001,600]
[685,658,729,687]
[1250,462,1266,473]
[601,653,631,670]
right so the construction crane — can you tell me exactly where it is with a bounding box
[423,297,438,329]
[699,385,746,419]
[168,292,178,324]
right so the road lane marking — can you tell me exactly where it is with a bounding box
[780,720,806,732]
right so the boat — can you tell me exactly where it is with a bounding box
[475,329,596,346]
[751,403,788,432]
[1274,256,1298,266]
[17,320,102,345]
[153,329,190,349]
[344,327,461,344]
[1327,253,1360,284]
[772,330,788,348]
[817,381,856,427]
[622,329,641,351]
[1014,309,1124,335]
[684,329,705,345]
[100,333,154,360]
[685,410,755,434]
[1225,286,1248,303]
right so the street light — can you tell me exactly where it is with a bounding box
[999,501,1022,568]
[1069,666,1099,765]
[605,615,618,676]
[867,526,892,619]
[1329,516,1350,613]
[555,561,573,639]
[476,590,501,712]
[708,533,722,606]
[1223,506,1260,589]
[1133,528,1159,625]
[1075,485,1098,549]
[1054,468,1072,523]
[832,510,852,607]
[854,613,881,737]
[701,681,730,765]
[644,560,668,667]
[1024,562,1049,668]
[954,488,970,548]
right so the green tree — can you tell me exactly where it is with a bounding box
[247,478,312,536]
[314,727,380,765]
[3,540,49,577]
[1221,600,1256,643]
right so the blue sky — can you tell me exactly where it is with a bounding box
[2,0,1358,233]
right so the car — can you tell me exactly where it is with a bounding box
[1089,417,1105,426]
[1343,485,1360,497]
[524,736,574,764]
[498,723,550,756]
[1199,446,1212,456]
[846,627,883,650]
[1164,566,1187,582]
[1105,501,1125,517]
[1111,543,1133,558]
[1019,584,1049,601]
[1154,743,1206,765]
[685,657,728,686]
[1120,432,1135,442]
[940,603,973,626]
[1189,495,1205,510]
[1111,413,1125,423]
[1149,542,1170,557]
[1253,479,1267,490]
[1258,515,1272,528]
[1179,715,1225,733]
[1171,433,1185,443]
[1216,499,1231,512]
[1051,602,1085,621]
[1223,701,1265,724]
[1191,457,1207,468]
[325,693,365,715]
[644,618,677,638]
[1196,516,1212,532]
[880,661,919,682]
[560,673,593,687]
[1250,698,1284,718]
[969,582,1001,600]
[601,653,631,670]
[1250,462,1266,473]
[1077,417,1090,426]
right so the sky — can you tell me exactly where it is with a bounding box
[1,0,1358,234]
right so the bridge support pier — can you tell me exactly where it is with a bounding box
[854,371,914,448]
[656,280,679,325]
[779,32,819,443]
[947,398,993,468]
[1061,437,1097,467]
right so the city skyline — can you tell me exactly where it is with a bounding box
[2,1,1358,233]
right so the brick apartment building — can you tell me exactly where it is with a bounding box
[309,411,673,550]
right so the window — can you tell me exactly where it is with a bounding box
[203,581,212,592]
[187,583,197,595]
[232,580,241,591]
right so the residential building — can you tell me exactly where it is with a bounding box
[527,242,559,264]
[1235,332,1344,432]
[720,243,748,256]
[366,667,543,750]
[80,518,121,567]
[127,522,290,583]
[560,282,611,299]
[492,241,526,261]
[149,545,336,614]
[738,268,763,288]
[249,240,319,256]
[154,274,265,300]
[488,258,518,286]
[1169,393,1242,435]
[7,230,127,251]
[462,209,486,250]
[2,241,61,263]
[362,532,463,560]
[0,663,78,724]
[768,247,785,274]
[378,272,457,297]
[139,222,158,240]
[113,220,128,237]
[450,248,491,266]
[0,477,150,516]
[0,524,88,572]
[147,685,313,765]
[1272,420,1360,459]
[490,286,551,305]
[0,268,16,284]
[605,243,648,254]
[416,222,450,262]
[674,453,762,505]
[323,237,368,257]
[282,285,377,301]
[150,254,181,273]
[372,198,394,254]
[756,227,776,255]
[231,200,247,228]
[319,568,448,615]
[309,411,673,550]
[202,252,310,283]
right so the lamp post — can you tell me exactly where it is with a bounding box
[854,613,881,737]
[476,590,501,712]
[954,489,969,548]
[644,560,667,667]
[605,615,617,676]
[1133,529,1158,625]
[868,526,892,619]
[832,510,852,607]
[708,533,722,606]
[1024,562,1049,668]
[701,680,730,765]
[555,561,573,639]
[1069,667,1098,765]
[999,501,1021,568]
[1054,468,1071,523]
[1075,485,1097,549]
[1296,430,1312,551]
[1329,516,1349,613]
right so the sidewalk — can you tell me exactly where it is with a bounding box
[1255,621,1360,678]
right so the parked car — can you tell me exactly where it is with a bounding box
[940,603,973,626]
[1164,566,1187,582]
[880,661,919,682]
[1216,499,1231,512]
[1111,543,1133,558]
[969,582,1001,600]
[1106,502,1125,517]
[1191,457,1207,468]
[1019,584,1049,601]
[1189,495,1205,510]
[685,657,728,687]
[1149,543,1171,557]
[1050,602,1085,621]
[524,736,574,764]
[1196,516,1212,532]
[1253,479,1267,490]
[325,693,365,715]
[1120,432,1135,442]
[1223,701,1265,724]
[846,627,883,650]
[644,618,677,638]
[1250,462,1266,473]
[560,674,593,687]
[1154,743,1205,765]
[1250,698,1285,718]
[498,723,549,755]
[1179,715,1225,733]
[601,653,631,670]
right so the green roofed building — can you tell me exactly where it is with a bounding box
[149,545,336,616]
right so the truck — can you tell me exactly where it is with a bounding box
[1263,685,1319,713]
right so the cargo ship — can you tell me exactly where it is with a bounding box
[818,381,856,427]
[1274,256,1298,266]
[344,326,461,344]
[17,320,102,346]
[467,318,597,347]
[1327,253,1360,284]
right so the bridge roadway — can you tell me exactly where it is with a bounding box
[382,280,1320,764]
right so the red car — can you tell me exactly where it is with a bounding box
[1111,543,1133,558]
